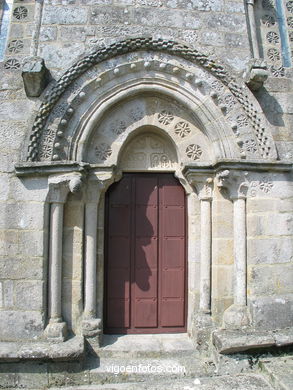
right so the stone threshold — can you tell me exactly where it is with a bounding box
[0,336,84,362]
[213,328,293,354]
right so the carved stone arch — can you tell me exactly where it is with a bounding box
[73,85,227,165]
[26,37,278,163]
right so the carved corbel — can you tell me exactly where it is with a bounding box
[48,173,83,203]
[244,59,269,91]
[185,170,215,200]
[216,170,249,200]
[22,56,51,97]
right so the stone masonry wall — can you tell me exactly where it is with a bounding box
[0,0,292,340]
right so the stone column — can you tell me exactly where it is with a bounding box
[185,170,214,348]
[45,174,82,341]
[82,169,114,342]
[233,196,247,307]
[246,0,260,59]
[199,195,212,313]
[216,170,251,329]
[186,175,214,314]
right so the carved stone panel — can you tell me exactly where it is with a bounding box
[85,94,213,166]
[120,133,177,171]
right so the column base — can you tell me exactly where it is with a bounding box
[82,318,102,345]
[45,321,68,342]
[191,311,214,354]
[222,304,251,330]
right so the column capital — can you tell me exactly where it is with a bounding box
[48,172,83,203]
[185,171,214,200]
[86,168,116,202]
[216,170,250,200]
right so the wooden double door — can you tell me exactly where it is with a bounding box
[104,173,186,334]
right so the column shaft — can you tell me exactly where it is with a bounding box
[199,199,212,312]
[84,202,98,317]
[247,0,260,58]
[233,198,247,306]
[48,202,64,322]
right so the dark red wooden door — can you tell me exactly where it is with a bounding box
[104,173,186,334]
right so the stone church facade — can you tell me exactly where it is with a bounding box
[0,0,292,371]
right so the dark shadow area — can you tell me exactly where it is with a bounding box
[254,86,285,127]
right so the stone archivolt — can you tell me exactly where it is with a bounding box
[25,37,278,164]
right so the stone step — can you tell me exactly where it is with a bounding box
[93,333,198,358]
[85,355,215,385]
[259,356,293,390]
[49,373,274,390]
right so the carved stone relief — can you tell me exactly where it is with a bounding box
[255,0,285,77]
[120,133,177,171]
[25,38,277,162]
[84,94,212,166]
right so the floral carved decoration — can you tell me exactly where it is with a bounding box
[157,110,174,125]
[13,6,28,20]
[174,121,191,138]
[7,40,24,54]
[186,144,203,160]
[95,143,112,161]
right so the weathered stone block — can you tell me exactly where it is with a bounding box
[48,361,89,387]
[42,6,88,25]
[248,264,293,296]
[60,26,95,42]
[212,265,233,298]
[3,280,14,308]
[205,13,246,32]
[45,322,67,342]
[40,26,58,42]
[64,202,84,228]
[131,8,201,29]
[225,33,248,48]
[22,56,51,97]
[10,176,49,202]
[15,281,44,310]
[39,42,86,69]
[247,237,293,265]
[19,230,46,257]
[213,329,275,354]
[201,31,225,47]
[0,174,9,201]
[212,213,233,238]
[0,100,33,121]
[0,230,19,256]
[15,363,48,388]
[0,311,44,340]
[0,122,26,150]
[0,257,44,280]
[247,213,293,237]
[248,295,293,330]
[0,202,46,230]
[212,239,233,265]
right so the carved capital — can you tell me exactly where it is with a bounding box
[216,170,249,200]
[185,170,214,200]
[48,173,83,203]
[86,168,115,202]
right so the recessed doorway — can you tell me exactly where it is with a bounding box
[104,173,187,334]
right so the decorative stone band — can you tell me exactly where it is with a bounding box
[26,37,275,162]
